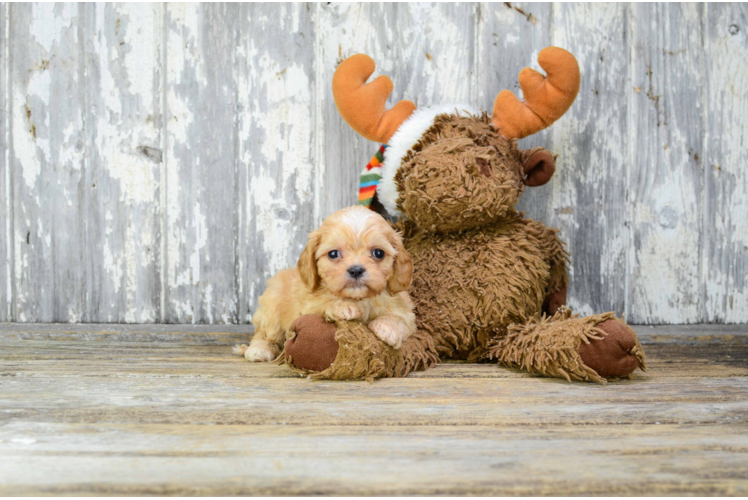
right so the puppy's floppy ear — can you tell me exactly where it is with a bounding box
[297,231,321,291]
[387,231,413,294]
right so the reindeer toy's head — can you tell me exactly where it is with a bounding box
[333,47,580,234]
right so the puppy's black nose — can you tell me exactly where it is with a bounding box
[347,266,366,279]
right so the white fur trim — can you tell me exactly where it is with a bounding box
[377,104,480,216]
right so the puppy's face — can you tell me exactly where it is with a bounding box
[297,206,413,299]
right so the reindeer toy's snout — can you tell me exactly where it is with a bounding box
[281,47,646,383]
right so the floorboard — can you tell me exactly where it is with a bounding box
[1,324,747,495]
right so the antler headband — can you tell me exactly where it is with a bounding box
[333,47,580,142]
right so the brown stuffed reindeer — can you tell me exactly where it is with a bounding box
[280,47,646,382]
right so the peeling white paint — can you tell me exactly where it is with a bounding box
[121,3,157,112]
[203,284,214,324]
[551,4,629,317]
[703,3,748,323]
[26,68,51,107]
[189,202,207,287]
[5,3,748,324]
[4,2,11,321]
[249,171,293,273]
[628,3,704,324]
[28,3,75,53]
[12,88,47,190]
[163,5,198,316]
[103,240,124,297]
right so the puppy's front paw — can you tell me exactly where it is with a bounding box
[368,317,409,349]
[327,301,363,321]
[244,340,280,362]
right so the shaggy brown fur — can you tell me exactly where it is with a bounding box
[396,113,525,234]
[281,113,646,382]
[487,309,645,383]
[399,214,567,361]
[284,319,439,382]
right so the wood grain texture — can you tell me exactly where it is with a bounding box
[10,4,87,321]
[83,4,164,322]
[629,4,705,324]
[0,423,746,496]
[318,2,477,219]
[1,2,9,321]
[1,3,747,324]
[3,337,748,380]
[551,4,629,318]
[0,324,747,495]
[7,370,748,427]
[236,3,318,323]
[479,2,554,222]
[704,3,748,323]
[163,3,241,323]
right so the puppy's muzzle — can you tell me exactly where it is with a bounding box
[347,266,366,279]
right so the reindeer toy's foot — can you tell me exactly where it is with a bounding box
[487,309,646,383]
[283,315,340,373]
[281,315,438,381]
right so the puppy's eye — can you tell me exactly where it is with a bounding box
[327,250,340,260]
[372,248,385,259]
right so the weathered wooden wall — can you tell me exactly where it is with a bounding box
[1,3,746,324]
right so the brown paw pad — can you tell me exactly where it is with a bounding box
[579,319,645,378]
[284,314,339,372]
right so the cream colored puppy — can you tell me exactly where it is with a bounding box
[237,205,416,362]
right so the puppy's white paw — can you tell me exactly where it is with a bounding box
[368,317,408,349]
[328,301,363,321]
[244,340,280,362]
[232,344,249,356]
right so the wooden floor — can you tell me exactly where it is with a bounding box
[1,324,747,496]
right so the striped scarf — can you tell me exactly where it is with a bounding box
[358,144,387,208]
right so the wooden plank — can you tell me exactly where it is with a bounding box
[2,338,747,380]
[2,373,747,427]
[10,4,88,322]
[704,4,748,323]
[3,322,745,342]
[235,3,319,322]
[82,4,163,322]
[0,2,9,321]
[0,323,746,494]
[550,4,629,317]
[318,3,477,220]
[479,2,555,222]
[629,4,705,324]
[0,321,253,342]
[0,422,746,495]
[163,4,240,323]
[2,363,747,426]
[633,322,748,340]
[1,322,747,345]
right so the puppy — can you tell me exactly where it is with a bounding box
[236,205,416,362]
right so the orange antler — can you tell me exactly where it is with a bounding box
[492,47,580,139]
[332,54,417,144]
